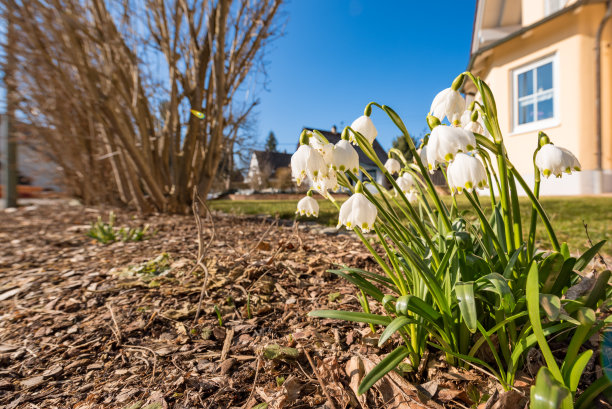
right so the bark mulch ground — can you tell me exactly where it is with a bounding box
[0,200,602,409]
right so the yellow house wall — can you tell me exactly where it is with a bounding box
[476,4,612,183]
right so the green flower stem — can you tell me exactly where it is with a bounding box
[375,226,409,295]
[389,147,410,167]
[465,191,509,265]
[508,163,560,251]
[358,289,376,333]
[495,145,516,257]
[527,145,542,260]
[508,175,524,264]
[440,167,458,218]
[363,105,452,232]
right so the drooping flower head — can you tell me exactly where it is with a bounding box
[296,193,319,217]
[446,153,488,194]
[384,158,402,175]
[430,88,466,123]
[309,131,334,165]
[332,139,359,173]
[314,171,339,196]
[426,125,476,171]
[349,115,377,145]
[291,131,328,185]
[338,182,378,233]
[395,172,415,195]
[535,144,581,178]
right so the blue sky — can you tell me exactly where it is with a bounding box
[255,0,477,153]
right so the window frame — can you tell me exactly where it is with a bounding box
[511,53,560,135]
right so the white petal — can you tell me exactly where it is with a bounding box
[350,115,377,144]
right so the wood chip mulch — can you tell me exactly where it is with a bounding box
[0,200,562,408]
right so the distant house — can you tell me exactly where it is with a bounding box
[305,127,388,186]
[246,150,293,190]
[467,0,612,194]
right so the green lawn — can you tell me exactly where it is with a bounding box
[209,196,612,257]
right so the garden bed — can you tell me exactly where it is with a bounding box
[0,200,608,408]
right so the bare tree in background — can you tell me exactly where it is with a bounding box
[1,0,283,212]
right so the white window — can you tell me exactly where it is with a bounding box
[545,0,567,16]
[512,54,559,133]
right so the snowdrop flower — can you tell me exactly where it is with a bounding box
[349,115,377,145]
[535,144,581,178]
[418,145,428,168]
[395,173,415,195]
[384,158,401,175]
[296,193,319,217]
[447,153,488,194]
[405,190,418,204]
[314,171,339,196]
[291,144,328,186]
[309,132,334,165]
[430,88,465,122]
[460,109,486,135]
[331,139,359,173]
[426,126,476,171]
[338,183,377,233]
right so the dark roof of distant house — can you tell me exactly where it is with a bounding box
[253,150,292,170]
[304,128,387,168]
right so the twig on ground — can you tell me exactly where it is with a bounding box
[220,328,235,361]
[242,357,261,409]
[124,344,158,390]
[107,304,122,344]
[192,188,216,324]
[583,220,609,268]
[303,348,339,409]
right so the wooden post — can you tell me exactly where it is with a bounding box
[2,3,17,208]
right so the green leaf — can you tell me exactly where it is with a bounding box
[560,242,570,260]
[327,270,385,302]
[530,367,570,409]
[378,316,416,346]
[574,240,606,271]
[575,375,612,409]
[308,310,391,326]
[583,269,611,309]
[478,273,515,311]
[358,346,411,395]
[539,253,564,290]
[539,294,561,321]
[479,79,498,117]
[394,294,442,323]
[526,263,563,382]
[548,257,576,295]
[503,246,523,279]
[565,349,593,392]
[455,282,478,333]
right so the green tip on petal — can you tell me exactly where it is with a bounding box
[543,169,551,177]
[299,129,310,145]
[574,166,581,171]
[444,153,454,162]
[355,181,364,194]
[465,181,473,190]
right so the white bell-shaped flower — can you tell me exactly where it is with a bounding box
[384,158,401,175]
[349,115,377,145]
[430,88,465,122]
[291,144,328,186]
[395,173,415,195]
[447,153,488,194]
[338,184,378,233]
[309,133,334,165]
[296,195,319,217]
[460,109,486,135]
[535,144,581,178]
[418,146,428,168]
[314,171,339,196]
[405,190,418,204]
[332,139,359,173]
[426,126,476,171]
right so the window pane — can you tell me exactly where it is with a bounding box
[519,100,534,124]
[537,97,554,120]
[518,70,533,97]
[537,63,553,91]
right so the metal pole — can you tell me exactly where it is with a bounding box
[1,114,17,208]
